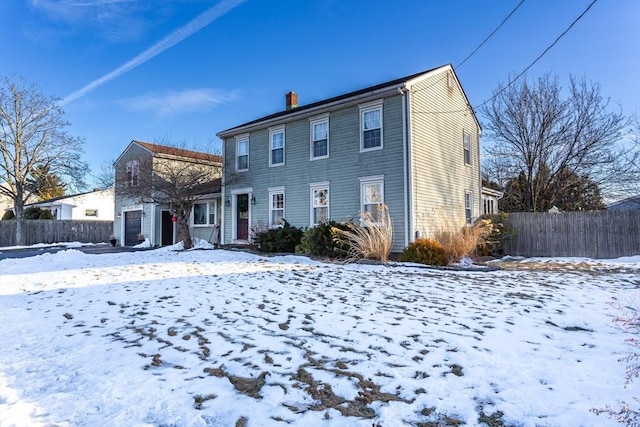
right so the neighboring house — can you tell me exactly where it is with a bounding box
[217,64,482,252]
[113,141,223,247]
[608,194,640,211]
[20,188,114,220]
[481,187,503,215]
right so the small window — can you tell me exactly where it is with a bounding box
[126,160,139,186]
[463,132,471,165]
[236,137,249,171]
[310,184,329,225]
[360,176,384,223]
[269,127,285,166]
[85,209,98,217]
[193,201,217,226]
[465,191,474,225]
[269,189,285,227]
[361,105,383,151]
[310,118,329,159]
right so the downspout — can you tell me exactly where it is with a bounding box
[399,86,410,248]
[150,203,156,246]
[405,87,415,242]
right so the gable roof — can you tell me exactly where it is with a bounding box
[114,141,222,166]
[135,141,222,163]
[217,64,450,137]
[24,188,113,207]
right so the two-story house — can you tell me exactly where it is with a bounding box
[113,141,222,246]
[217,64,481,252]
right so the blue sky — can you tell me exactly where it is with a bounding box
[1,0,639,187]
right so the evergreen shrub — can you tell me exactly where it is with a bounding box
[255,220,303,253]
[400,238,448,266]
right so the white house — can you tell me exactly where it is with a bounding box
[22,188,115,220]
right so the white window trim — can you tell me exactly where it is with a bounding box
[359,175,385,224]
[465,190,474,225]
[268,186,285,228]
[269,126,285,167]
[235,135,249,172]
[126,160,140,186]
[463,131,471,166]
[309,116,329,160]
[359,102,384,152]
[309,181,330,226]
[192,200,218,227]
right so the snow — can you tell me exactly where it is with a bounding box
[0,246,638,427]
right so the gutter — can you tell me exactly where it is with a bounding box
[400,86,410,248]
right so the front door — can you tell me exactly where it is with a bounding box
[161,211,174,246]
[124,210,142,246]
[236,194,249,241]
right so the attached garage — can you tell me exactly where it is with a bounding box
[124,210,142,246]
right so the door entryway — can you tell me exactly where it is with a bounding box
[124,210,142,246]
[236,194,249,241]
[161,210,174,246]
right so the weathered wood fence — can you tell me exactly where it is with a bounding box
[503,211,640,259]
[0,220,114,247]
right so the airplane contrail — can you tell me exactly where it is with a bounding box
[60,0,246,106]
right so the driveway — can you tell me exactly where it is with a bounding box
[0,244,154,261]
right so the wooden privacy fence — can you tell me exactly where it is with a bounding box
[0,220,114,247]
[503,211,640,259]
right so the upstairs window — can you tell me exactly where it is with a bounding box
[360,104,383,151]
[463,132,471,165]
[236,137,249,171]
[126,160,139,186]
[269,127,285,166]
[310,118,329,159]
[269,187,285,227]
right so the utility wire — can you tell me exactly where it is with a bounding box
[414,0,599,115]
[456,0,526,69]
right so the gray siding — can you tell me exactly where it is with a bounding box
[408,70,482,239]
[223,94,408,251]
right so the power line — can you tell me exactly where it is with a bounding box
[414,0,599,116]
[456,0,526,69]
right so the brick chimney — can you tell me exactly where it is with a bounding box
[285,91,298,110]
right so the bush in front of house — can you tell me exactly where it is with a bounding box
[295,221,352,259]
[255,220,303,253]
[400,238,448,266]
[2,210,15,220]
[332,204,394,262]
[475,213,515,257]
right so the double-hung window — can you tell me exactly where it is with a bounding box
[465,191,474,225]
[236,136,249,171]
[359,176,384,223]
[360,101,383,151]
[126,160,139,186]
[310,117,329,159]
[463,132,471,165]
[193,201,217,226]
[310,182,329,225]
[269,187,285,227]
[269,127,285,166]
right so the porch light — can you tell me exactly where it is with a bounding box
[116,212,121,219]
[225,199,231,207]
[251,195,256,205]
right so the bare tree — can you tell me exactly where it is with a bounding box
[482,74,634,211]
[116,143,221,250]
[0,75,87,244]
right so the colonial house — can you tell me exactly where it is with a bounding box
[113,141,222,247]
[17,188,114,220]
[217,64,482,252]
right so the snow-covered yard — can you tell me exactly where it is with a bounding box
[0,245,638,426]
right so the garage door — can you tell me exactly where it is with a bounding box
[124,210,142,246]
